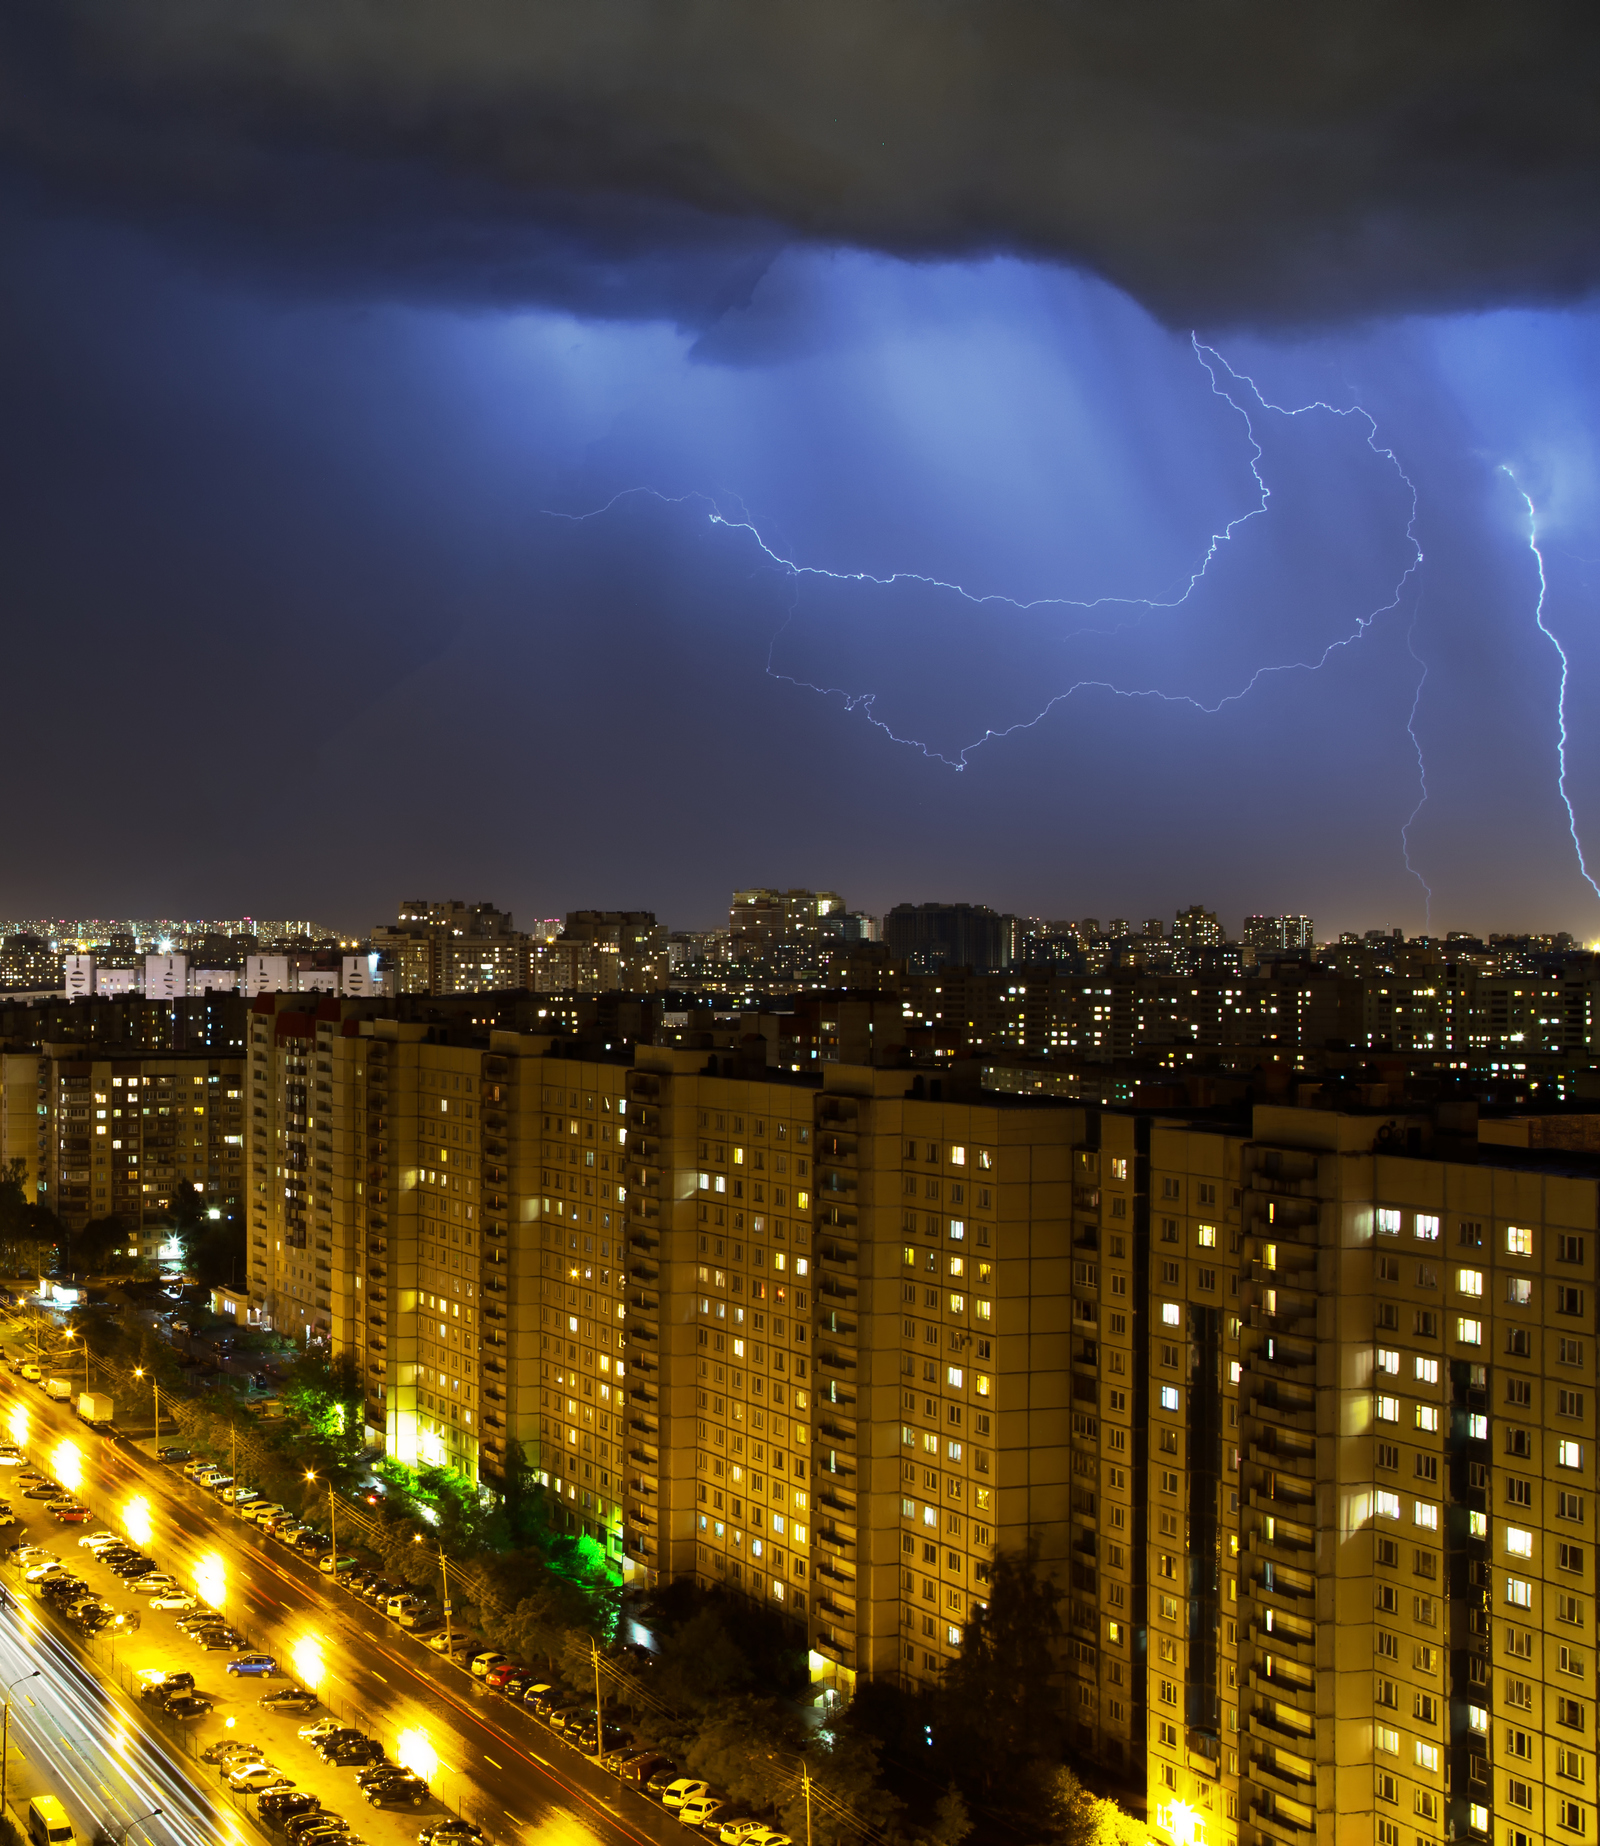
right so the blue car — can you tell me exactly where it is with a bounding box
[226,1653,277,1677]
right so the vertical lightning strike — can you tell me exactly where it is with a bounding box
[1400,605,1433,922]
[1504,471,1600,904]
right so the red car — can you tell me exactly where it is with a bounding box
[484,1659,534,1690]
[47,1503,89,1524]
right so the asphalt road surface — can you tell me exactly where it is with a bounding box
[0,1378,698,1846]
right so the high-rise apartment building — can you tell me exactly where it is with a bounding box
[883,902,1017,974]
[0,1044,245,1228]
[1174,906,1227,948]
[250,1011,1600,1846]
[1244,916,1317,951]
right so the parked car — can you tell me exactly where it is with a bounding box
[138,1672,196,1704]
[46,1503,88,1524]
[227,1762,293,1792]
[662,1780,712,1811]
[468,1652,507,1679]
[258,1792,320,1822]
[306,1729,366,1754]
[716,1819,768,1844]
[425,1632,478,1660]
[353,1765,406,1792]
[361,1775,428,1809]
[646,1767,685,1798]
[220,1487,259,1507]
[107,1554,157,1577]
[226,1653,279,1677]
[525,1685,571,1719]
[129,1574,180,1596]
[484,1659,532,1690]
[418,1824,484,1846]
[260,1686,318,1712]
[678,1796,727,1830]
[286,1819,350,1846]
[285,1810,344,1840]
[156,1446,193,1463]
[549,1705,595,1736]
[741,1831,793,1846]
[193,1628,249,1651]
[22,1481,61,1499]
[200,1739,263,1764]
[162,1694,215,1721]
[318,1555,360,1576]
[243,1503,287,1526]
[621,1755,675,1786]
[150,1591,199,1611]
[298,1718,347,1743]
[398,1606,441,1634]
[322,1740,385,1767]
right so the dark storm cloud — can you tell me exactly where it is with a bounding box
[2,1,1599,326]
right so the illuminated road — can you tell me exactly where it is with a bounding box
[0,1381,690,1846]
[0,1596,247,1846]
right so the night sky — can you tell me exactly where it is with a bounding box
[5,3,1600,938]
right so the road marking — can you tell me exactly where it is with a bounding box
[502,1814,520,1826]
[484,1756,502,1769]
[530,1754,550,1766]
[371,1671,387,1683]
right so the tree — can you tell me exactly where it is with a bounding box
[936,1536,1065,1808]
[0,1158,62,1279]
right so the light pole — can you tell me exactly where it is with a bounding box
[305,1471,335,1564]
[116,1805,162,1845]
[2,1669,41,1810]
[133,1367,160,1444]
[412,1535,452,1654]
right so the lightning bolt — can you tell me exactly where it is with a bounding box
[1401,603,1434,923]
[545,335,1428,853]
[1504,471,1600,904]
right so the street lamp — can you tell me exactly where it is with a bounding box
[412,1534,452,1655]
[2,1669,40,1802]
[115,1805,162,1846]
[61,1329,88,1390]
[133,1367,160,1444]
[305,1471,335,1563]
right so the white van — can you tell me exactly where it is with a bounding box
[27,1795,75,1846]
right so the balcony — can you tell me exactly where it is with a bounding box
[818,1349,857,1373]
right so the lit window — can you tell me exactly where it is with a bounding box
[1507,1577,1533,1608]
[1457,1269,1484,1297]
[1507,1527,1535,1558]
[1375,1491,1400,1520]
[1415,1502,1438,1530]
[1416,1405,1439,1434]
[946,1367,964,1389]
[1377,1726,1400,1755]
[1507,1226,1534,1256]
[1458,1317,1483,1346]
[950,1146,966,1167]
[1196,1224,1216,1248]
[1416,1215,1440,1242]
[1160,1386,1180,1411]
[1414,1356,1438,1385]
[1376,1396,1400,1423]
[1377,1348,1400,1375]
[1562,1441,1584,1470]
[1162,1302,1181,1327]
[1377,1209,1402,1236]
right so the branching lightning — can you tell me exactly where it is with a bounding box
[1504,471,1600,904]
[546,334,1430,864]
